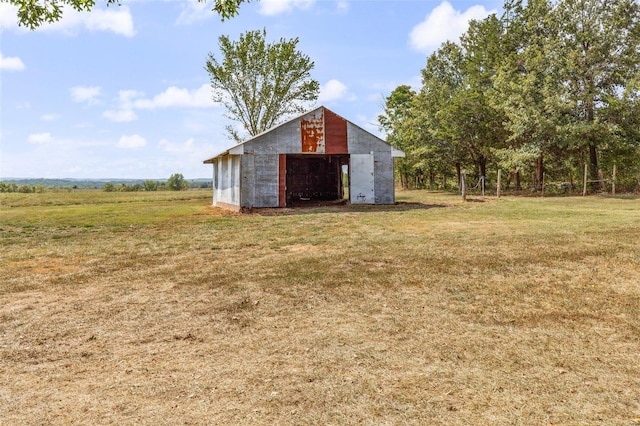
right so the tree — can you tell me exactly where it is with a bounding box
[416,21,508,187]
[455,14,509,181]
[493,0,564,190]
[205,28,319,142]
[166,173,189,191]
[379,85,419,188]
[2,0,250,29]
[143,180,158,191]
[553,0,640,189]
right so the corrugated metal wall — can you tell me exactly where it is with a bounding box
[210,107,397,209]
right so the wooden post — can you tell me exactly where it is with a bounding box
[461,171,467,201]
[497,169,501,199]
[541,172,545,197]
[481,176,485,198]
[598,169,605,193]
[612,164,616,195]
[583,163,588,196]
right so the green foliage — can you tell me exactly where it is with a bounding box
[2,0,249,29]
[381,0,640,193]
[212,0,250,20]
[491,145,542,175]
[103,182,116,192]
[0,182,18,193]
[166,173,189,191]
[206,28,319,142]
[143,180,159,192]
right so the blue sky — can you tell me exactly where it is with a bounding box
[0,0,501,179]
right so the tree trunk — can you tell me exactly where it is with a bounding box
[455,163,462,190]
[589,144,600,191]
[479,158,487,180]
[535,154,544,192]
[515,170,521,191]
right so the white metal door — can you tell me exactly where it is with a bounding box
[350,153,375,204]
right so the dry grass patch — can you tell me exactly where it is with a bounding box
[1,190,639,425]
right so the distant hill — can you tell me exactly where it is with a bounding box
[0,178,212,189]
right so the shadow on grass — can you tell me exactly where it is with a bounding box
[244,201,449,216]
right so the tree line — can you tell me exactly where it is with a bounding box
[0,174,210,193]
[379,0,640,194]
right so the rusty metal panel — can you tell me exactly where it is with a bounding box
[301,110,325,153]
[324,108,348,154]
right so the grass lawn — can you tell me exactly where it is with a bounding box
[1,189,639,425]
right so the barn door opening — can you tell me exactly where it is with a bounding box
[285,154,349,206]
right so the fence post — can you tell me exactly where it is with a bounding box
[612,164,616,195]
[497,170,501,199]
[461,171,467,201]
[583,163,588,196]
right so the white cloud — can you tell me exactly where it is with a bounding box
[0,3,134,36]
[176,0,210,25]
[117,134,147,149]
[159,138,195,153]
[409,1,494,53]
[336,1,349,13]
[28,132,52,144]
[0,51,25,71]
[102,90,143,121]
[259,0,315,16]
[103,109,138,122]
[133,84,215,109]
[0,3,20,31]
[102,86,214,121]
[41,113,61,121]
[319,79,351,102]
[118,89,143,103]
[85,7,135,37]
[71,86,102,104]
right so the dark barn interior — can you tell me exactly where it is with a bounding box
[285,154,349,205]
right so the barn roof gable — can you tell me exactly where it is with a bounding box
[203,106,402,163]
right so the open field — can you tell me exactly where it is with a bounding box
[1,189,639,425]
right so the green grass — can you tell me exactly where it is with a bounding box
[1,189,639,425]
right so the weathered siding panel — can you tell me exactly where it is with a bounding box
[231,155,240,204]
[253,154,279,207]
[350,153,375,204]
[346,122,390,154]
[373,150,394,204]
[214,154,241,208]
[276,119,302,154]
[240,154,255,208]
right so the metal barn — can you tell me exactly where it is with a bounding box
[203,106,404,210]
